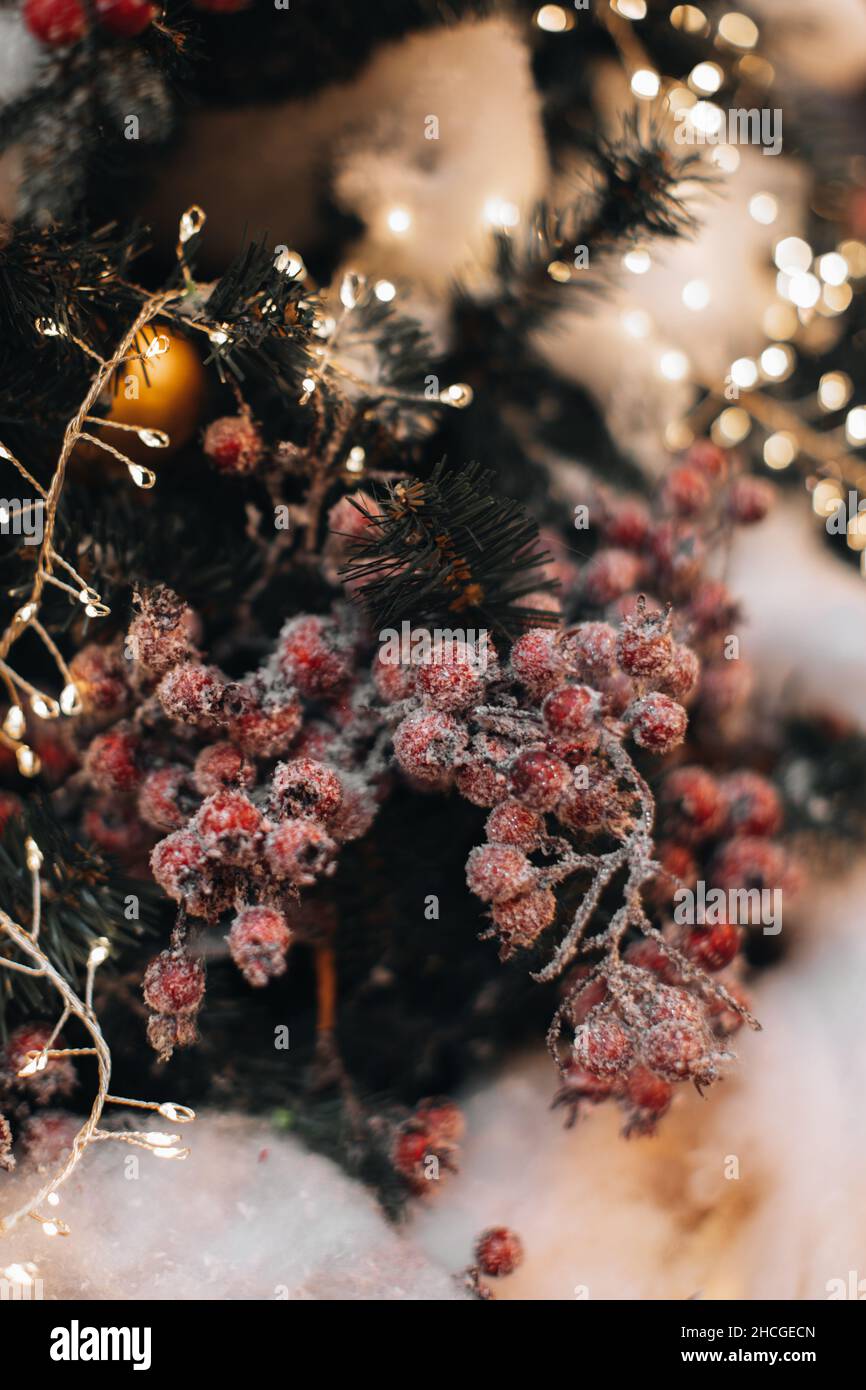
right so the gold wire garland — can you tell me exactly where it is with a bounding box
[0,835,194,1240]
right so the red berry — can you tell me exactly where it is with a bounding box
[392,1128,433,1192]
[227,905,291,987]
[485,798,544,850]
[687,439,728,481]
[641,1019,715,1084]
[569,977,608,1025]
[475,1227,524,1277]
[127,587,198,676]
[455,735,510,807]
[465,843,534,903]
[542,684,598,736]
[143,949,205,1016]
[596,671,635,716]
[193,742,256,797]
[414,1098,464,1148]
[84,797,147,859]
[663,464,712,517]
[683,921,742,971]
[18,1109,80,1167]
[625,1064,673,1114]
[227,686,303,758]
[157,663,226,726]
[491,887,556,955]
[711,836,789,898]
[270,757,343,822]
[372,648,416,703]
[720,771,782,838]
[508,749,571,812]
[94,0,154,34]
[658,644,700,699]
[688,580,739,636]
[84,727,142,793]
[0,791,22,834]
[650,524,704,595]
[646,985,704,1029]
[557,775,618,832]
[138,765,200,832]
[202,415,263,475]
[728,476,774,524]
[264,817,336,886]
[147,1012,199,1060]
[69,642,129,717]
[277,616,351,698]
[573,1015,634,1078]
[616,607,674,679]
[416,641,485,712]
[699,661,753,716]
[600,496,650,549]
[562,622,618,678]
[582,549,643,606]
[150,829,224,917]
[661,766,726,842]
[329,773,377,843]
[5,1024,75,1098]
[195,789,263,864]
[509,628,563,696]
[624,936,677,980]
[393,709,468,785]
[23,0,87,45]
[626,693,687,753]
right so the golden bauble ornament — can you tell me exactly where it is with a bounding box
[80,322,207,468]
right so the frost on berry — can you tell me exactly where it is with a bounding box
[270,757,343,823]
[69,640,129,719]
[474,1226,524,1278]
[227,905,292,987]
[226,681,303,758]
[615,600,674,679]
[392,709,468,786]
[508,749,571,812]
[83,727,142,793]
[509,628,563,697]
[138,765,200,832]
[561,622,617,678]
[626,692,688,753]
[157,662,227,727]
[143,949,205,1060]
[264,817,336,886]
[484,799,544,850]
[276,614,352,698]
[582,549,643,607]
[455,733,510,806]
[660,766,726,843]
[573,1015,634,1079]
[466,844,535,903]
[720,771,782,838]
[193,742,256,797]
[195,789,264,865]
[151,829,226,918]
[492,887,557,958]
[203,414,263,476]
[416,640,486,712]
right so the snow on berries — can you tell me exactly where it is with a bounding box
[491,887,557,957]
[270,757,343,823]
[202,414,263,476]
[508,749,571,812]
[264,818,336,886]
[83,727,142,793]
[157,662,227,726]
[227,905,292,987]
[195,789,264,865]
[276,615,352,698]
[142,949,206,1061]
[626,692,688,753]
[474,1226,524,1278]
[392,708,469,785]
[466,844,535,903]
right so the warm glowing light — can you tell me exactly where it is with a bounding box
[822,283,853,315]
[848,510,866,551]
[547,260,572,283]
[3,706,25,740]
[818,372,852,412]
[535,4,570,31]
[16,746,40,778]
[60,683,80,715]
[623,248,651,275]
[763,302,798,340]
[774,237,812,273]
[718,11,758,48]
[682,279,710,310]
[137,429,169,449]
[483,197,520,229]
[763,432,796,469]
[659,350,690,381]
[689,62,723,94]
[818,253,848,286]
[630,69,660,99]
[839,240,866,278]
[670,5,707,34]
[845,407,866,444]
[748,193,777,225]
[787,272,820,310]
[612,0,646,17]
[440,383,474,409]
[730,357,758,389]
[712,407,751,445]
[128,463,156,490]
[374,280,396,303]
[387,208,412,235]
[760,345,793,380]
[712,145,740,173]
[621,309,652,338]
[275,249,305,279]
[689,101,723,136]
[346,447,366,474]
[665,420,694,451]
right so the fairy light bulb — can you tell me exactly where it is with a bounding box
[718,11,758,48]
[659,350,690,382]
[818,253,848,286]
[374,280,396,303]
[760,344,794,381]
[682,279,710,310]
[689,62,723,93]
[42,1222,59,1237]
[689,101,723,136]
[847,511,866,552]
[483,197,520,229]
[547,261,571,283]
[144,1131,176,1147]
[630,69,660,99]
[24,837,43,872]
[143,335,169,359]
[128,463,156,489]
[818,372,852,412]
[340,273,363,309]
[387,208,412,235]
[137,428,169,449]
[18,1052,47,1077]
[712,145,740,173]
[346,447,366,474]
[88,940,109,967]
[730,357,758,389]
[623,248,651,275]
[774,237,812,273]
[748,193,777,225]
[670,5,708,34]
[845,407,866,444]
[763,432,797,469]
[152,1146,188,1160]
[3,705,25,740]
[812,479,842,517]
[787,272,820,310]
[712,407,751,445]
[30,694,59,720]
[158,1102,195,1123]
[16,745,40,778]
[275,249,305,278]
[60,683,81,716]
[535,4,570,31]
[178,206,205,244]
[612,0,647,17]
[621,309,652,338]
[441,383,474,408]
[15,603,36,625]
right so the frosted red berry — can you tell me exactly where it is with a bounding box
[661,766,726,842]
[415,1097,464,1148]
[393,709,468,784]
[465,843,534,903]
[455,737,510,807]
[138,765,199,832]
[23,0,87,45]
[203,415,263,476]
[264,817,336,886]
[626,693,687,753]
[542,684,598,736]
[573,1015,634,1078]
[683,921,742,972]
[650,523,704,595]
[687,439,728,481]
[508,628,563,697]
[663,464,712,517]
[625,1065,673,1114]
[195,789,263,863]
[492,887,556,955]
[228,687,303,758]
[711,836,788,898]
[600,496,650,549]
[562,622,618,678]
[582,549,643,606]
[150,829,219,917]
[143,949,205,1016]
[94,0,154,35]
[193,742,255,797]
[699,660,753,716]
[485,799,544,850]
[69,642,129,717]
[658,643,700,699]
[127,587,197,676]
[720,771,782,838]
[227,905,291,987]
[5,1024,75,1098]
[416,642,485,712]
[475,1227,524,1277]
[641,1019,714,1084]
[728,476,774,524]
[157,663,226,726]
[84,728,142,793]
[616,607,674,679]
[277,616,351,698]
[270,757,343,822]
[372,649,416,703]
[508,749,571,812]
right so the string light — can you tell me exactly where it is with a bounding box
[623,248,651,275]
[730,357,759,390]
[748,193,778,225]
[274,249,305,279]
[689,62,723,94]
[712,407,751,445]
[483,197,520,229]
[818,253,848,286]
[386,208,412,235]
[845,407,866,445]
[630,69,660,99]
[763,432,797,469]
[760,345,794,381]
[818,372,853,412]
[535,4,571,32]
[717,11,759,49]
[670,6,708,35]
[612,0,646,18]
[374,280,396,303]
[346,447,366,474]
[812,479,842,518]
[682,279,711,310]
[0,842,195,1239]
[659,350,690,382]
[786,272,821,310]
[621,309,652,338]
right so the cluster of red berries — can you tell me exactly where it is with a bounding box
[391,1096,464,1195]
[73,587,383,1056]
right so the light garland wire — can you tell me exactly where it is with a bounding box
[0,835,194,1239]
